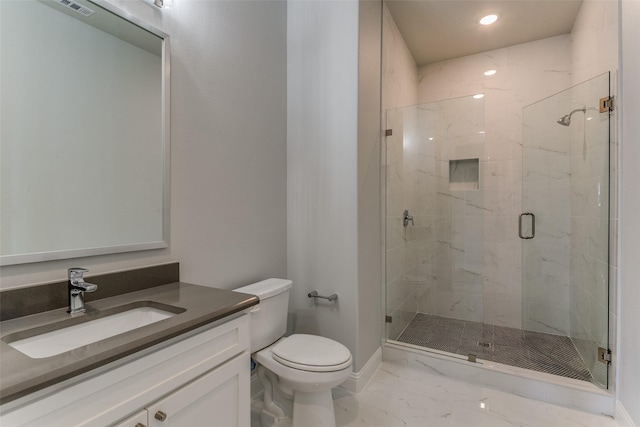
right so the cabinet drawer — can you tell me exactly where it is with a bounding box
[146,353,249,427]
[112,410,148,427]
[112,354,250,427]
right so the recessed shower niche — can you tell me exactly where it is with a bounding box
[449,158,479,191]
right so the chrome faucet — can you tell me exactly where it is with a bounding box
[68,268,98,315]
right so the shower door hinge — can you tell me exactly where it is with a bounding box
[385,129,393,136]
[600,96,615,113]
[385,315,392,323]
[598,347,612,364]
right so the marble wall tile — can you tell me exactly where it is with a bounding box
[569,283,609,387]
[523,153,571,189]
[571,0,618,85]
[481,160,511,190]
[483,214,516,243]
[483,295,522,329]
[386,275,411,317]
[523,301,570,335]
[482,265,515,299]
[417,286,437,314]
[451,268,484,291]
[430,289,484,323]
[411,35,573,331]
[407,215,451,242]
[388,303,418,340]
[386,216,405,251]
[386,245,405,283]
[522,242,570,285]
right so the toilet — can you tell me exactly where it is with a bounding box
[234,278,352,427]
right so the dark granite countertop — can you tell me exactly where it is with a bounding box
[0,282,258,404]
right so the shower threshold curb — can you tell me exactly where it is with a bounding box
[383,342,615,417]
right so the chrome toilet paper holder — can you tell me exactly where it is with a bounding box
[308,290,338,302]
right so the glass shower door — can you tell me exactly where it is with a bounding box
[385,95,486,350]
[521,72,611,387]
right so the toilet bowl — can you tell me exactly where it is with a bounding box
[233,279,352,427]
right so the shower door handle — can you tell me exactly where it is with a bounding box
[519,213,535,239]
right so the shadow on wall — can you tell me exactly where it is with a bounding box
[287,301,340,337]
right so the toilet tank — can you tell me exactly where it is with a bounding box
[233,278,292,352]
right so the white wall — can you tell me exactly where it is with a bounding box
[286,0,359,365]
[619,0,640,423]
[571,0,619,85]
[357,0,384,371]
[381,3,418,112]
[287,0,383,373]
[0,0,287,290]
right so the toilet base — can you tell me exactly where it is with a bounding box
[257,389,336,427]
[261,409,291,427]
[254,338,351,427]
[292,390,336,427]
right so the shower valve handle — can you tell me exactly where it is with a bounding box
[403,210,414,227]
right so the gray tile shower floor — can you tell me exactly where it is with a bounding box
[397,313,592,382]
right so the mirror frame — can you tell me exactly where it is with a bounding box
[0,0,171,266]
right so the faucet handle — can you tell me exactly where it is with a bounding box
[402,210,414,227]
[68,267,89,280]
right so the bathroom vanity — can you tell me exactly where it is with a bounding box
[0,265,258,426]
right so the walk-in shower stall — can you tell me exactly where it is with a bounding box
[384,72,612,388]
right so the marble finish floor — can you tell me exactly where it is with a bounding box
[251,362,617,427]
[397,313,592,382]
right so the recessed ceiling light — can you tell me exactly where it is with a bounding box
[473,94,485,99]
[484,69,497,76]
[479,14,499,25]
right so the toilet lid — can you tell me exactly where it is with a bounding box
[271,334,352,372]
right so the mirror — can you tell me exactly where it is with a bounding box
[0,0,170,265]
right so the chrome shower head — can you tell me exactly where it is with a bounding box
[557,108,586,126]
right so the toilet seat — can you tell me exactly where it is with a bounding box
[271,334,352,372]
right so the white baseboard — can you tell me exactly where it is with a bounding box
[616,400,638,427]
[340,347,382,394]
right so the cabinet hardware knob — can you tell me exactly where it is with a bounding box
[154,411,168,421]
[134,423,146,427]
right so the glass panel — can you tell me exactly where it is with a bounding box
[522,72,610,387]
[385,95,485,347]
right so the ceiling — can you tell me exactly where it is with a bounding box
[385,0,584,66]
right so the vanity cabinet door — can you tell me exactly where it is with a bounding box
[112,410,149,427]
[146,353,249,427]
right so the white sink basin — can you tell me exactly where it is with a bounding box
[8,307,176,359]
